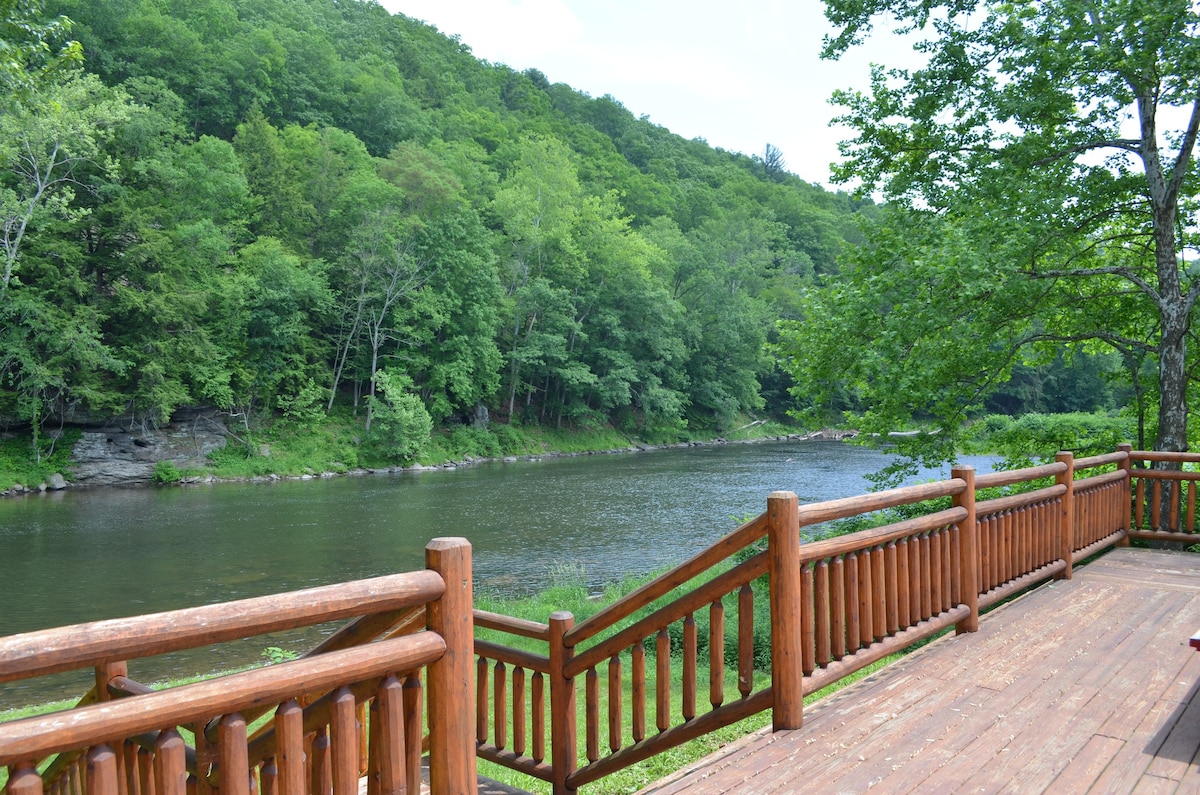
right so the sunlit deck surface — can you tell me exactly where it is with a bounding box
[639,547,1200,794]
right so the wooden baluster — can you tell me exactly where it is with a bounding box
[123,741,141,795]
[948,524,961,611]
[331,688,358,795]
[656,628,671,733]
[1188,481,1196,535]
[8,762,44,795]
[884,541,899,636]
[357,702,369,779]
[532,671,547,763]
[800,564,815,676]
[374,676,405,795]
[908,534,922,627]
[88,745,120,795]
[367,686,381,795]
[192,721,214,795]
[585,667,599,763]
[710,599,727,704]
[1135,478,1145,530]
[493,661,508,750]
[920,531,933,620]
[631,644,647,743]
[929,529,942,616]
[138,746,155,795]
[275,701,304,795]
[71,756,83,795]
[856,549,872,648]
[871,544,886,641]
[830,555,846,660]
[844,551,860,654]
[219,714,250,795]
[1006,510,1017,583]
[311,728,332,795]
[154,730,187,795]
[683,614,697,722]
[476,657,488,745]
[608,655,622,753]
[942,528,954,612]
[1151,481,1162,534]
[513,667,527,758]
[402,674,422,795]
[1023,506,1034,573]
[811,559,831,673]
[257,761,276,795]
[738,584,755,697]
[1171,479,1182,532]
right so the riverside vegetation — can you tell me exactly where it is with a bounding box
[0,0,1136,492]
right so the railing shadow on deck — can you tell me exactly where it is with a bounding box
[7,444,1200,795]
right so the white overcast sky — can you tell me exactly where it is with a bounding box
[376,0,923,187]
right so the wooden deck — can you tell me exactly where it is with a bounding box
[639,547,1200,794]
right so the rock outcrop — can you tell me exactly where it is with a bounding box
[68,408,230,486]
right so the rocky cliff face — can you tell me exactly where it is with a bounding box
[68,409,230,486]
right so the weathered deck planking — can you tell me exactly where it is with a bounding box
[638,548,1200,794]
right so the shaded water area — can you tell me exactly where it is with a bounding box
[0,440,997,710]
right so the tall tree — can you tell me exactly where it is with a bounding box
[798,0,1200,452]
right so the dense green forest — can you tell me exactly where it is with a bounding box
[2,0,874,449]
[1,0,1131,474]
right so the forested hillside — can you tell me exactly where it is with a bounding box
[2,0,879,463]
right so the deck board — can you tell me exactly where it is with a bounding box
[638,548,1200,795]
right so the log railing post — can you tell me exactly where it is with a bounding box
[767,491,803,731]
[548,611,577,795]
[1055,452,1075,578]
[951,466,979,634]
[425,537,477,795]
[1118,443,1133,546]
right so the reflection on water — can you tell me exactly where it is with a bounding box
[0,440,995,708]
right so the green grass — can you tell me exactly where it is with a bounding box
[0,429,80,491]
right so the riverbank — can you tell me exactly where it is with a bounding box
[0,412,850,497]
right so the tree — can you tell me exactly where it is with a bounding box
[795,0,1200,453]
[0,0,82,108]
[1,73,131,301]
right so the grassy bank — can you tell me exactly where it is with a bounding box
[0,413,806,491]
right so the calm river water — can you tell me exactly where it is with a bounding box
[0,440,996,709]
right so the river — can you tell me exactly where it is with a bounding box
[0,440,997,709]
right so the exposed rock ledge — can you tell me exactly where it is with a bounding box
[68,408,230,487]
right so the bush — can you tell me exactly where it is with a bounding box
[364,370,432,462]
[966,411,1134,467]
[151,461,182,484]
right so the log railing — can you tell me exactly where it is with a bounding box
[0,537,477,795]
[8,446,1190,795]
[471,448,1151,793]
[1126,447,1200,543]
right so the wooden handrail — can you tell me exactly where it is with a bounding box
[1130,468,1200,481]
[0,634,446,765]
[0,571,445,684]
[1074,451,1128,470]
[975,484,1067,516]
[564,513,768,647]
[796,479,967,527]
[975,462,1067,489]
[797,507,967,562]
[565,553,768,678]
[475,640,551,674]
[475,610,551,641]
